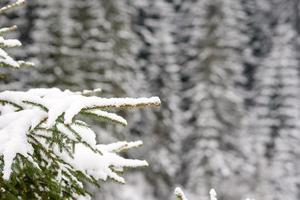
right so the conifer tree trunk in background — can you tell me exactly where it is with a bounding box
[175,0,249,199]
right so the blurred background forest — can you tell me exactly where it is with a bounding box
[1,0,300,199]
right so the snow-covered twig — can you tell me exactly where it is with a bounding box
[0,25,18,35]
[81,109,128,126]
[175,187,188,200]
[0,0,26,14]
[0,37,21,48]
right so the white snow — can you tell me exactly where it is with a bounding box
[98,141,143,152]
[0,88,158,181]
[52,142,148,183]
[16,0,26,4]
[76,194,91,200]
[0,109,47,179]
[0,88,160,127]
[209,189,217,200]
[0,26,17,34]
[63,96,161,125]
[70,123,96,145]
[56,123,77,141]
[0,37,22,48]
[175,187,188,200]
[0,48,20,68]
[83,109,127,126]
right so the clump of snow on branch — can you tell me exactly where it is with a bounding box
[209,189,217,200]
[0,36,21,48]
[0,28,33,67]
[0,0,34,68]
[0,88,160,184]
[175,187,188,200]
[0,0,26,14]
[0,109,47,179]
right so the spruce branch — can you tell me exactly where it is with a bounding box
[0,0,161,198]
[0,37,21,48]
[81,109,127,126]
[0,25,18,35]
[82,96,161,110]
[109,141,143,153]
[0,100,23,110]
[17,60,35,67]
[0,0,26,14]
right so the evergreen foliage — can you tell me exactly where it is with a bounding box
[175,0,249,198]
[0,0,32,69]
[2,0,300,199]
[21,0,142,96]
[0,1,161,199]
[128,1,183,198]
[254,22,300,200]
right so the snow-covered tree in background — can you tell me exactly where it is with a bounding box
[253,21,300,200]
[0,0,32,69]
[22,0,74,88]
[65,0,143,96]
[0,1,161,199]
[2,0,300,199]
[0,0,34,89]
[127,0,183,199]
[238,0,271,197]
[24,0,142,96]
[22,0,148,148]
[175,0,249,199]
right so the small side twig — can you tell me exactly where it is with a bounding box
[0,0,26,14]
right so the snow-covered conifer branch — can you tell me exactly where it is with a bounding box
[0,0,26,14]
[98,141,143,153]
[0,36,21,48]
[0,0,34,69]
[0,88,160,198]
[0,88,160,126]
[79,96,161,110]
[0,0,159,198]
[0,25,18,35]
[175,187,188,200]
[81,109,128,126]
[0,48,21,68]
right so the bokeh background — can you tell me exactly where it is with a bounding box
[1,0,300,199]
